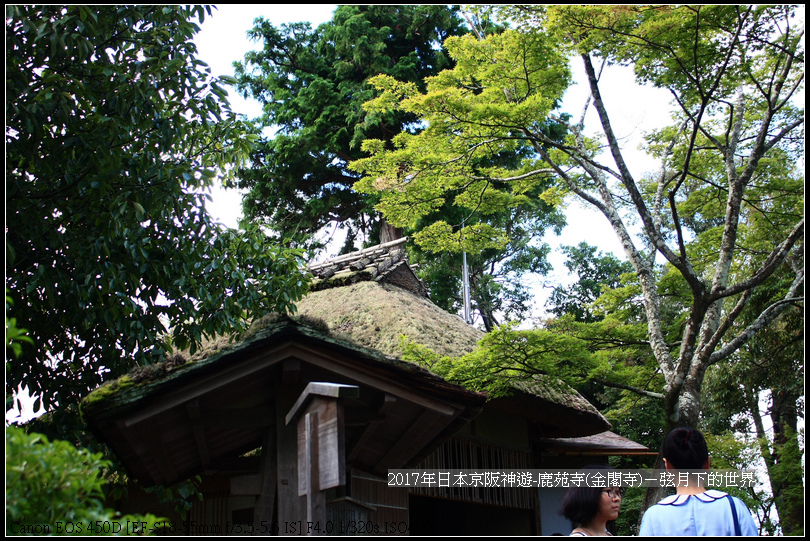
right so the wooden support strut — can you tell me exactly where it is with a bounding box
[286,383,359,536]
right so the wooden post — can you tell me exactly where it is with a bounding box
[276,367,305,535]
[304,411,324,532]
[252,413,277,535]
[286,383,359,536]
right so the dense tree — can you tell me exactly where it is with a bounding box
[411,194,563,331]
[6,426,164,535]
[546,242,635,322]
[703,292,804,534]
[233,5,567,328]
[352,5,804,432]
[6,6,308,412]
[232,5,468,250]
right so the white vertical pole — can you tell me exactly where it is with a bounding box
[462,252,471,324]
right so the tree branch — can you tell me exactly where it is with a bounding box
[593,377,665,400]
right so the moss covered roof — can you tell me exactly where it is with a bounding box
[82,242,607,432]
[295,280,482,359]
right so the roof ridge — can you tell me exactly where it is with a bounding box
[308,237,408,271]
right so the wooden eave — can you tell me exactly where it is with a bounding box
[487,387,611,438]
[83,322,485,488]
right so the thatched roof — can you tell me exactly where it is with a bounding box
[82,240,611,478]
[295,280,482,359]
[295,241,610,437]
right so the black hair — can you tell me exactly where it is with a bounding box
[662,427,709,469]
[558,465,618,535]
[560,485,602,527]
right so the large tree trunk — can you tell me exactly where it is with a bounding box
[379,218,404,245]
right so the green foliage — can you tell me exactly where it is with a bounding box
[768,427,805,536]
[402,322,594,398]
[547,243,635,322]
[233,5,468,249]
[235,6,567,330]
[613,485,646,536]
[6,426,163,535]
[353,4,804,433]
[6,6,308,411]
[5,292,33,360]
[352,29,571,246]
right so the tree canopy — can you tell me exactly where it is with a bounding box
[351,4,804,430]
[232,5,566,328]
[232,5,469,250]
[6,6,308,412]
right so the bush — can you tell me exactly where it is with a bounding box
[6,426,163,535]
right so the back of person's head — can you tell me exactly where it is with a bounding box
[662,427,709,469]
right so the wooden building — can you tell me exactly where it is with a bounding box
[82,240,635,536]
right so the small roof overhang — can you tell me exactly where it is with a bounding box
[82,321,486,487]
[537,430,655,456]
[487,379,612,438]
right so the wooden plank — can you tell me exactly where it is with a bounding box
[285,382,359,426]
[231,473,262,496]
[303,411,326,534]
[295,398,346,494]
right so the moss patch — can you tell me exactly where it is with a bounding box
[81,375,136,414]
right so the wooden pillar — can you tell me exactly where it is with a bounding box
[252,411,277,535]
[276,361,306,534]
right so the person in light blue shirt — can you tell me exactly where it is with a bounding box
[639,427,758,536]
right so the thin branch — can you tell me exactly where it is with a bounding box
[593,377,665,400]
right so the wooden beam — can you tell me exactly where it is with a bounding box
[347,394,396,463]
[197,408,275,429]
[135,422,179,486]
[375,409,453,471]
[283,358,301,386]
[283,344,460,417]
[115,419,164,484]
[276,380,306,532]
[119,342,298,426]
